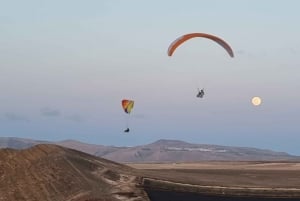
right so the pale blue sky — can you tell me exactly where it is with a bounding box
[1,0,300,154]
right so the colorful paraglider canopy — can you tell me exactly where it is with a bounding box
[167,33,234,58]
[122,99,134,114]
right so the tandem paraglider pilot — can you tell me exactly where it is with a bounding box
[197,88,205,98]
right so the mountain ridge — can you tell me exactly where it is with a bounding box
[0,137,299,163]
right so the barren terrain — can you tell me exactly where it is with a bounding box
[1,145,300,201]
[130,161,300,199]
[0,144,148,201]
[129,161,300,188]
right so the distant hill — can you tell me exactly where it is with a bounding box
[0,137,47,149]
[0,144,149,201]
[101,139,300,163]
[0,137,299,163]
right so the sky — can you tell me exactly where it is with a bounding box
[1,0,300,155]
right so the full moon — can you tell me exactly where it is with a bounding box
[251,96,262,106]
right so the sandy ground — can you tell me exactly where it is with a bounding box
[127,161,300,189]
[126,161,300,199]
[127,161,300,170]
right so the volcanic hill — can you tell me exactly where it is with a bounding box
[0,144,148,201]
